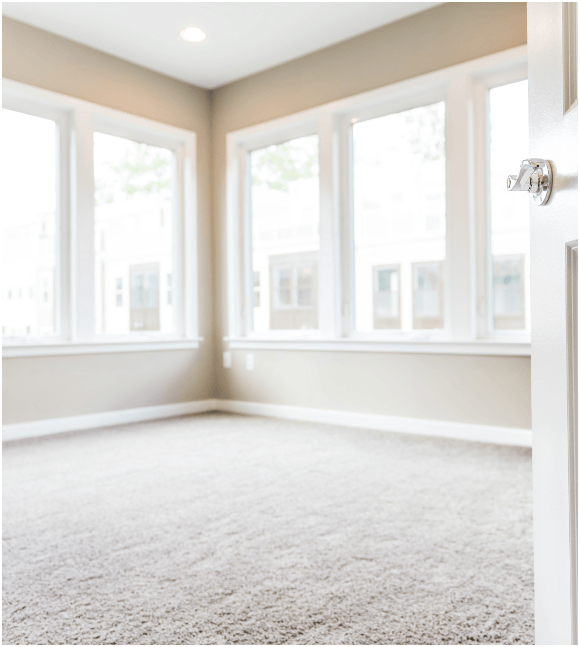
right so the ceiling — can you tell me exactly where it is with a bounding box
[2,2,442,89]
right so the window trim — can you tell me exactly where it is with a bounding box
[474,64,529,340]
[2,79,201,357]
[225,45,530,356]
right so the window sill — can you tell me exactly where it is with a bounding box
[224,337,531,356]
[2,338,203,358]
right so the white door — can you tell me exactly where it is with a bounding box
[528,3,578,644]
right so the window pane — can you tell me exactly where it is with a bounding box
[489,80,529,331]
[250,135,319,332]
[94,133,174,334]
[353,102,446,332]
[413,262,444,329]
[373,265,400,329]
[493,255,525,330]
[2,109,58,339]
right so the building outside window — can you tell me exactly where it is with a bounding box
[269,252,318,330]
[250,135,320,333]
[373,265,401,329]
[3,79,199,355]
[352,101,446,333]
[2,109,57,338]
[94,133,174,335]
[412,261,444,330]
[489,79,529,332]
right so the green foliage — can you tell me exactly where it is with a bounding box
[404,103,445,162]
[354,102,445,167]
[95,142,171,206]
[251,138,318,192]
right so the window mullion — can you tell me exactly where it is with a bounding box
[317,112,340,337]
[182,139,198,339]
[240,149,253,337]
[58,113,72,340]
[339,117,354,338]
[472,82,490,339]
[70,108,95,342]
[446,74,476,341]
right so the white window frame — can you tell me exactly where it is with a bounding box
[2,79,201,357]
[472,62,530,340]
[225,45,530,357]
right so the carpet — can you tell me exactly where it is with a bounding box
[2,412,534,644]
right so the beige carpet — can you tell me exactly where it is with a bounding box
[3,412,534,644]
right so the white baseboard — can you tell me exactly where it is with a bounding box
[2,399,219,442]
[218,400,533,448]
[3,398,532,448]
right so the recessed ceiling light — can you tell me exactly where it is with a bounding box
[180,27,206,43]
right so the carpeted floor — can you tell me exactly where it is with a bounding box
[3,412,534,645]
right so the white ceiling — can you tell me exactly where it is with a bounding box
[2,2,442,89]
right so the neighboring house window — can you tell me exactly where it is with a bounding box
[269,253,318,330]
[489,79,530,332]
[130,263,160,331]
[1,109,57,339]
[252,271,260,308]
[492,255,525,330]
[2,80,199,354]
[224,47,530,353]
[250,135,320,333]
[353,102,446,333]
[373,265,401,330]
[115,279,123,308]
[412,262,444,330]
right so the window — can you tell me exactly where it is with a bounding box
[488,80,529,332]
[413,262,444,330]
[269,253,318,329]
[352,102,446,333]
[167,273,172,306]
[373,265,401,329]
[250,135,319,333]
[2,109,57,339]
[3,79,199,355]
[94,133,174,335]
[225,46,529,355]
[252,271,260,308]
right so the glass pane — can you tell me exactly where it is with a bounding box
[493,255,525,330]
[94,133,174,334]
[489,80,529,331]
[2,109,57,338]
[373,266,400,329]
[353,102,446,332]
[250,135,319,332]
[413,262,444,329]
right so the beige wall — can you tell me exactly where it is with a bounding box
[2,5,532,429]
[2,17,214,424]
[212,2,532,429]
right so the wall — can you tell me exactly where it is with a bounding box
[212,2,532,429]
[2,17,214,424]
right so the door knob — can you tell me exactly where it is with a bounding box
[507,158,553,206]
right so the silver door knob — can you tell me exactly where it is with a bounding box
[507,158,553,206]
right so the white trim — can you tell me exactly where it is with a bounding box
[218,400,532,447]
[2,78,200,350]
[2,338,204,358]
[224,336,530,356]
[3,397,531,447]
[225,45,529,352]
[2,399,219,442]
